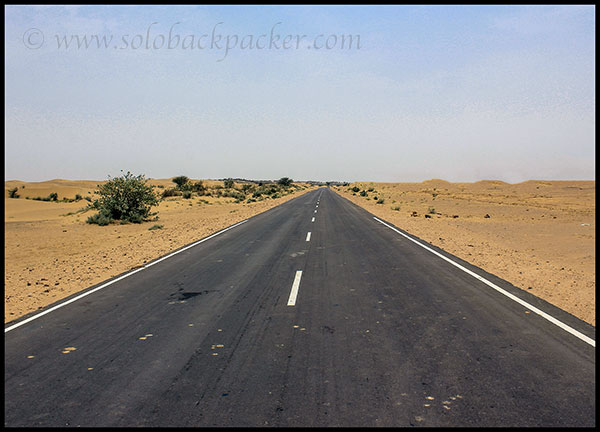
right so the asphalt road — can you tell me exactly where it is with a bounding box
[4,187,595,427]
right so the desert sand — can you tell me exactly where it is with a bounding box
[4,178,316,323]
[333,180,595,326]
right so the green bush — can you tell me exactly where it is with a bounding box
[172,176,190,190]
[86,210,112,226]
[377,198,385,204]
[88,171,158,225]
[191,181,206,194]
[161,188,181,198]
[360,190,367,197]
[74,194,82,201]
[148,224,164,230]
[182,191,192,199]
[223,179,234,189]
[32,193,59,201]
[351,186,360,193]
[277,177,293,187]
[223,190,245,200]
[8,187,19,198]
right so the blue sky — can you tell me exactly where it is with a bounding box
[4,5,595,182]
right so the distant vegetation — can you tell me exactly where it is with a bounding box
[8,187,19,198]
[29,192,58,201]
[172,176,190,189]
[23,192,87,203]
[155,176,302,205]
[277,177,293,187]
[10,174,307,225]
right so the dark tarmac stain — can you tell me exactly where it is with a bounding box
[321,325,335,334]
[169,289,219,301]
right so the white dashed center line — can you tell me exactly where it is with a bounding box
[306,232,311,242]
[287,270,303,306]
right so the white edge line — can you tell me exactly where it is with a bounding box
[5,219,249,333]
[373,216,595,347]
[287,270,303,306]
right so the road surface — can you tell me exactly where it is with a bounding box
[4,187,595,426]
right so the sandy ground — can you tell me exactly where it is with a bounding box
[333,180,595,326]
[4,179,316,323]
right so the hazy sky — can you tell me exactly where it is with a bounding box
[4,5,595,183]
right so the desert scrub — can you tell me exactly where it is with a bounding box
[8,187,19,198]
[86,211,112,226]
[182,191,192,199]
[223,190,245,200]
[148,224,164,230]
[31,193,58,201]
[87,171,158,225]
[391,205,401,211]
[277,177,293,187]
[191,181,207,194]
[172,175,190,190]
[241,183,254,194]
[161,187,181,198]
[376,198,385,204]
